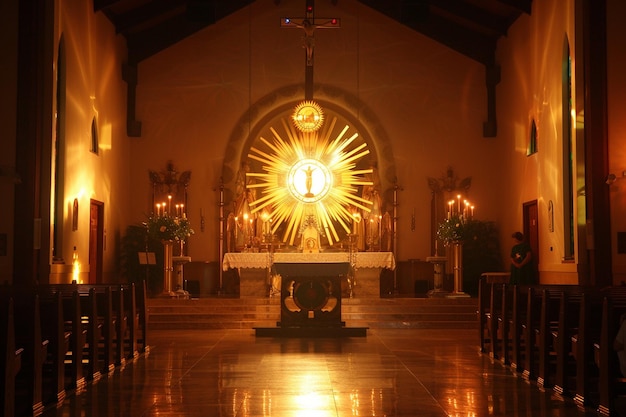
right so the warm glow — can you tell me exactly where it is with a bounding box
[247,117,373,246]
[292,100,324,132]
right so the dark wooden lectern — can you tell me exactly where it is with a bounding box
[254,262,367,337]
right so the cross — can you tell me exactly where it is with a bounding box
[281,0,340,100]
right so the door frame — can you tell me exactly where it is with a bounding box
[89,199,104,284]
[523,199,539,280]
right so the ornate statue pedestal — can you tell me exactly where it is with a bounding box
[173,256,192,292]
[425,256,448,297]
[446,242,470,298]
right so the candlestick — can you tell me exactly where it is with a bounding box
[378,215,382,249]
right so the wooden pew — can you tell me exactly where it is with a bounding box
[477,276,492,353]
[54,286,87,390]
[1,297,24,417]
[9,289,49,416]
[536,286,571,389]
[510,285,532,374]
[81,283,144,361]
[553,289,583,397]
[38,290,70,405]
[136,280,149,353]
[486,282,505,359]
[81,287,104,381]
[122,283,139,359]
[597,295,626,416]
[572,290,605,408]
[497,283,514,365]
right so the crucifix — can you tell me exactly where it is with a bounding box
[281,0,341,100]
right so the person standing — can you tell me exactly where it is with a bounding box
[510,231,534,284]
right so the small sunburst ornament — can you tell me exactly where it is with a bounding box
[292,100,324,132]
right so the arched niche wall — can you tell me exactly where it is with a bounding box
[222,83,397,214]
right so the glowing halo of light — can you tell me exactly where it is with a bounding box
[247,117,373,246]
[288,159,332,203]
[292,100,324,132]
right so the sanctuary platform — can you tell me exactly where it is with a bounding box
[146,296,478,331]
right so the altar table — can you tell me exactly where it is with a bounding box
[222,252,396,297]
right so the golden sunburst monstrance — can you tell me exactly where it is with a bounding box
[246,116,373,247]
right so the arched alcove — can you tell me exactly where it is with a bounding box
[222,83,396,209]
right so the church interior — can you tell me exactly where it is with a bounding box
[2,0,626,416]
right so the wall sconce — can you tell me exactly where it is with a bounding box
[606,171,626,185]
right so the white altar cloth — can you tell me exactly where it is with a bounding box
[222,252,396,271]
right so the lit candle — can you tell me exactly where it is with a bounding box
[471,205,475,218]
[378,215,382,246]
[168,195,172,215]
[448,201,453,219]
[180,204,184,217]
[234,216,238,240]
[457,194,461,213]
[156,203,161,216]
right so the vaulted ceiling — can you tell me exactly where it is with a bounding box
[94,0,532,136]
[96,0,531,65]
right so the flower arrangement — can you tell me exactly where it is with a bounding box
[437,215,467,245]
[145,214,194,242]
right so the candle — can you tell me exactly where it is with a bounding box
[168,195,172,215]
[156,203,160,216]
[234,216,238,240]
[457,194,461,213]
[448,200,453,219]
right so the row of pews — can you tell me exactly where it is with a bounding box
[478,278,626,416]
[1,281,148,417]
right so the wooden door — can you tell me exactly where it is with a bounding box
[523,200,539,281]
[89,200,104,284]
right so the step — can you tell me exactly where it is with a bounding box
[147,296,478,330]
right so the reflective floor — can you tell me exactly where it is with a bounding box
[40,328,605,417]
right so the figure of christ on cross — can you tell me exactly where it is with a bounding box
[281,1,340,99]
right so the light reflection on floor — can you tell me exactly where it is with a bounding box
[38,328,602,417]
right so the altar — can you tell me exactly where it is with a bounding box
[222,252,396,298]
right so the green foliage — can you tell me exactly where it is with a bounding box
[437,215,467,244]
[144,214,194,242]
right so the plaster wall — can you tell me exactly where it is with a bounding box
[50,0,131,283]
[132,0,499,264]
[495,0,579,283]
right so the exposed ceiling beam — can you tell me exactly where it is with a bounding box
[430,0,509,37]
[496,0,532,15]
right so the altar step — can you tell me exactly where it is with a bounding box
[147,296,478,330]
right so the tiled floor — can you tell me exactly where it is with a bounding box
[40,328,605,417]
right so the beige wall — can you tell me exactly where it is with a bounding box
[131,0,500,264]
[495,0,580,283]
[49,0,131,283]
[3,0,626,285]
